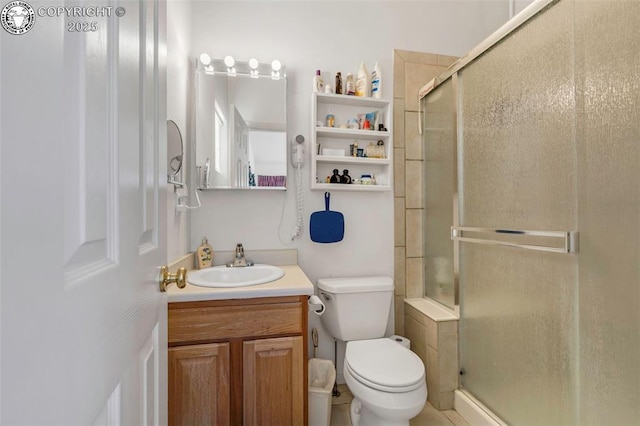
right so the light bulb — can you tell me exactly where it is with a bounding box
[224,55,235,68]
[249,58,259,70]
[199,53,211,66]
[271,59,281,72]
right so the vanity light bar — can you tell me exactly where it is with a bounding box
[197,53,285,79]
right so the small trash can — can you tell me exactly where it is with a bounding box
[308,358,336,426]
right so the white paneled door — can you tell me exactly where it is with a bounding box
[1,1,168,424]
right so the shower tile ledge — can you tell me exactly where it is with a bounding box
[405,297,458,321]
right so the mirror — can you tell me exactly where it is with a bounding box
[167,119,185,186]
[195,57,287,189]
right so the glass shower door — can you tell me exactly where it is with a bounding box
[423,79,457,309]
[573,1,640,423]
[457,1,578,424]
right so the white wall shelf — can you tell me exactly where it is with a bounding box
[315,92,390,108]
[316,127,390,140]
[316,155,390,165]
[311,93,392,191]
[312,183,390,192]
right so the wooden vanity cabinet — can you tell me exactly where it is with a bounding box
[168,295,308,426]
[168,343,231,425]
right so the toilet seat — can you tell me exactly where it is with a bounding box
[345,339,425,393]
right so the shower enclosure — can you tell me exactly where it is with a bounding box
[421,0,640,424]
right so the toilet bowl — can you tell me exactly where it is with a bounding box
[344,338,427,426]
[316,276,428,425]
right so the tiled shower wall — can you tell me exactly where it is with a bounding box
[405,302,458,410]
[393,50,459,411]
[392,50,456,334]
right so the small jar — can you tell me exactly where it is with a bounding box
[361,174,372,185]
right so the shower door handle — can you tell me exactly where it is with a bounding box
[451,226,579,254]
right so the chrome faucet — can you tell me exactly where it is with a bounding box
[226,243,254,267]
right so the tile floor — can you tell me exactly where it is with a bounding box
[329,384,469,426]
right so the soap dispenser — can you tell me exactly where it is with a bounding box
[196,237,213,269]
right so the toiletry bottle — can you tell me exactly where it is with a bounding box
[326,112,335,128]
[313,70,324,93]
[197,237,213,269]
[345,73,355,95]
[335,72,343,95]
[341,169,352,184]
[370,62,382,98]
[355,62,370,97]
[353,141,358,157]
[330,169,340,183]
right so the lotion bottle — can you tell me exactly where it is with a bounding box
[196,237,213,269]
[370,62,382,98]
[355,62,369,97]
[345,73,356,95]
[313,70,325,93]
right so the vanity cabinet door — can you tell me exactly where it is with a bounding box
[169,343,231,426]
[243,336,304,426]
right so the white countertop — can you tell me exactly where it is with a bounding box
[167,264,314,303]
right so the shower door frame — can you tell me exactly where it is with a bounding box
[419,0,556,101]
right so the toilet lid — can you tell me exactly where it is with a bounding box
[345,339,425,393]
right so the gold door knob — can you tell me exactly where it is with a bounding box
[159,266,187,292]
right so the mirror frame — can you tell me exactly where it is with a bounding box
[195,57,287,191]
[167,119,185,187]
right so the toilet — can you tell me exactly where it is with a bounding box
[318,276,427,426]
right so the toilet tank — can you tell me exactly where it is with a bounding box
[317,276,393,341]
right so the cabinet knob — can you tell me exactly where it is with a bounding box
[159,266,187,292]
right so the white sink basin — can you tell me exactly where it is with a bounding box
[187,264,285,288]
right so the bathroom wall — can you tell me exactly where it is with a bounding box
[166,0,192,262]
[186,1,515,366]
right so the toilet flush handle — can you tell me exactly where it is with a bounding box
[319,292,332,301]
